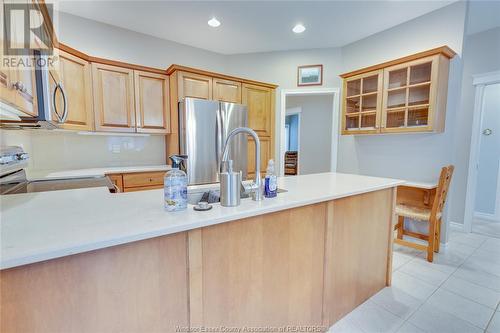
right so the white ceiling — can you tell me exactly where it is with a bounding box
[466,0,500,35]
[57,1,456,55]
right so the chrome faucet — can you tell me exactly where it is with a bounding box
[220,127,263,203]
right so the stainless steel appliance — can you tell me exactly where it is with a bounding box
[0,51,67,129]
[0,146,115,195]
[219,127,263,207]
[179,98,248,185]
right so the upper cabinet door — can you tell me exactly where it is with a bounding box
[341,70,383,135]
[134,71,170,134]
[177,71,212,100]
[213,78,242,103]
[381,55,439,133]
[50,50,93,131]
[13,62,37,117]
[0,1,37,117]
[92,63,136,132]
[242,83,273,137]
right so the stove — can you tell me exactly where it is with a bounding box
[0,146,116,195]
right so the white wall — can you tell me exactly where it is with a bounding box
[474,83,500,215]
[0,130,166,175]
[451,26,500,224]
[225,47,343,173]
[56,12,227,72]
[338,2,467,239]
[286,95,333,175]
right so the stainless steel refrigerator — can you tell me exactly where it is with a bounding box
[179,98,248,185]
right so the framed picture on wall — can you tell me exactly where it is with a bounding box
[297,65,323,86]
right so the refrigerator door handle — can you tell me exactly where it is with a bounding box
[216,108,223,173]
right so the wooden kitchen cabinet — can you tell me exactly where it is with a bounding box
[107,174,124,192]
[381,54,449,133]
[242,83,275,177]
[134,71,170,133]
[12,62,38,117]
[342,70,383,135]
[247,136,271,179]
[0,2,38,118]
[340,46,455,135]
[92,63,136,132]
[166,65,277,167]
[50,50,93,131]
[177,71,212,100]
[122,171,165,190]
[0,38,18,111]
[106,171,166,193]
[242,83,274,137]
[213,78,241,103]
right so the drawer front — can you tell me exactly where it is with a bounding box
[123,171,165,188]
[123,184,163,192]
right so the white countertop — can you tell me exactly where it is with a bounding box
[402,180,438,189]
[27,165,171,179]
[0,172,404,270]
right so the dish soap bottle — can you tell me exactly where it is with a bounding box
[264,159,277,198]
[164,155,188,212]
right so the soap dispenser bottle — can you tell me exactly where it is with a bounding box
[164,155,188,212]
[264,159,277,198]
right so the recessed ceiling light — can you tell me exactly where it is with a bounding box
[208,17,221,28]
[292,24,306,34]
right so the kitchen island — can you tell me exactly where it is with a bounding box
[0,172,403,332]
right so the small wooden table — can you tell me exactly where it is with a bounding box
[397,181,438,209]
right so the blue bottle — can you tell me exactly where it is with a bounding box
[264,159,277,198]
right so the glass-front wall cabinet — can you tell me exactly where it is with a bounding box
[340,47,454,135]
[382,56,436,132]
[343,70,382,134]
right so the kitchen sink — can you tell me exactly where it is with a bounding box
[187,184,287,205]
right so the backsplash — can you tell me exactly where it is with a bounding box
[0,130,166,173]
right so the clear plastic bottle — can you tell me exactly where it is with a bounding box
[164,155,188,212]
[264,159,277,198]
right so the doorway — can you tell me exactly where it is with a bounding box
[284,109,301,175]
[464,71,500,237]
[279,88,340,177]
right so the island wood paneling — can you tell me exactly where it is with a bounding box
[323,188,394,325]
[0,189,396,331]
[0,233,189,333]
[189,203,327,327]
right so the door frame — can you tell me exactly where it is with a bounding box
[284,107,302,174]
[279,88,340,176]
[464,70,500,232]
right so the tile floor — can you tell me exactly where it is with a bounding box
[329,229,500,333]
[473,220,500,239]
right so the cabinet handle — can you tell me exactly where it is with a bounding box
[53,82,68,123]
[13,81,27,93]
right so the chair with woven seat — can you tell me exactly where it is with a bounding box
[394,165,454,262]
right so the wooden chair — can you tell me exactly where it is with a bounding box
[284,151,298,175]
[394,165,454,262]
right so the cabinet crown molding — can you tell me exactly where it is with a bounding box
[340,45,456,79]
[167,64,278,89]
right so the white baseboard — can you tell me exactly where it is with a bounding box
[474,212,500,223]
[449,221,465,232]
